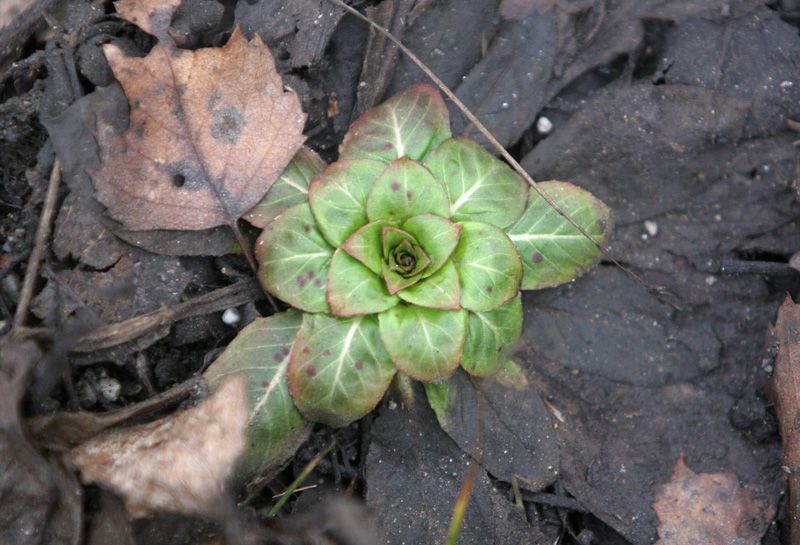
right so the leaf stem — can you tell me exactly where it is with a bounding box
[230,222,279,313]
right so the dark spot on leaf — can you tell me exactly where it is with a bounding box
[175,84,186,98]
[297,276,307,288]
[302,346,310,354]
[172,174,186,188]
[314,279,322,287]
[355,361,363,370]
[307,366,317,377]
[307,270,315,279]
[486,286,493,293]
[391,182,401,192]
[210,105,245,145]
[532,252,544,264]
[273,352,283,363]
[132,99,141,109]
[134,122,145,139]
[207,90,222,111]
[282,347,290,356]
[323,348,331,356]
[384,142,394,150]
[304,224,312,233]
[262,380,270,388]
[172,103,185,121]
[497,347,503,352]
[406,191,413,200]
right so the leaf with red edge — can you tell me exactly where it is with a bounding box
[91,0,305,231]
[245,147,325,228]
[288,313,396,427]
[339,83,451,163]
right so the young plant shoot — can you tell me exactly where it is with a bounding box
[205,84,612,479]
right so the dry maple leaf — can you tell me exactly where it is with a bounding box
[91,0,306,231]
[652,455,775,545]
[70,375,248,518]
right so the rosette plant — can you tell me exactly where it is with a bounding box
[205,84,611,479]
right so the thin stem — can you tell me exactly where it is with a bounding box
[13,159,62,331]
[230,222,279,313]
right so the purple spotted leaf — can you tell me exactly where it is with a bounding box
[246,147,325,228]
[256,204,333,313]
[327,249,399,316]
[506,181,612,289]
[288,313,396,427]
[424,138,528,228]
[452,221,523,311]
[366,158,450,223]
[339,83,451,163]
[203,310,310,480]
[309,159,387,247]
[378,305,467,381]
[461,294,522,377]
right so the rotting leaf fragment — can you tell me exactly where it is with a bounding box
[652,455,775,545]
[91,0,306,231]
[70,375,248,518]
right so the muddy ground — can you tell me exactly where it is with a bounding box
[1,0,800,544]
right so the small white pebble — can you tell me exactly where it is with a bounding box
[97,377,121,402]
[222,307,241,326]
[388,400,398,410]
[644,220,659,237]
[780,81,794,90]
[536,116,553,134]
[705,275,718,286]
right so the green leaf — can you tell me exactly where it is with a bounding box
[288,313,396,427]
[381,260,423,295]
[401,213,462,278]
[256,203,333,313]
[204,311,311,480]
[424,138,528,228]
[327,249,399,316]
[505,181,612,289]
[378,305,467,381]
[340,220,391,274]
[398,260,461,310]
[461,294,522,377]
[451,221,522,311]
[245,147,325,228]
[339,83,451,163]
[366,158,449,222]
[308,159,387,247]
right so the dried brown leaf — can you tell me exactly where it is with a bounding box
[91,0,306,231]
[652,456,775,545]
[70,375,248,518]
[767,296,800,544]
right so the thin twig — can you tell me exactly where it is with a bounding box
[73,278,263,353]
[325,0,673,306]
[13,159,62,331]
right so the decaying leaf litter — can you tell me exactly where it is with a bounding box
[0,0,798,544]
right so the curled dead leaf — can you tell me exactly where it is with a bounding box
[652,455,775,545]
[91,0,306,231]
[70,375,248,518]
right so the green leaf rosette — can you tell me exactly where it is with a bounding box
[208,84,612,479]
